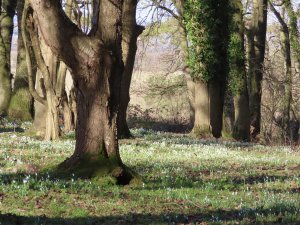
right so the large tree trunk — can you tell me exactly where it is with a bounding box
[0,0,16,115]
[193,80,210,136]
[223,89,234,136]
[228,0,250,141]
[117,0,144,139]
[29,0,136,182]
[8,0,34,120]
[248,0,268,138]
[209,81,225,138]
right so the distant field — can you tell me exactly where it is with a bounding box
[0,128,299,224]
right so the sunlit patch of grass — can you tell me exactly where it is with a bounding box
[0,129,299,224]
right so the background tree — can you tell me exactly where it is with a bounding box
[269,1,299,143]
[0,0,16,115]
[228,0,250,141]
[184,0,229,138]
[8,0,34,121]
[118,0,144,138]
[247,0,268,138]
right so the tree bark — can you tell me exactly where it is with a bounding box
[193,80,211,136]
[185,74,195,125]
[223,89,234,136]
[0,0,16,115]
[248,0,268,138]
[117,0,144,139]
[29,0,135,183]
[209,81,226,138]
[228,0,250,141]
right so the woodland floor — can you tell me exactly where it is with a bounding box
[0,127,300,225]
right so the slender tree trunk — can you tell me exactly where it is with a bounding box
[228,0,250,141]
[285,0,300,76]
[0,0,16,115]
[248,0,268,138]
[118,0,144,139]
[280,28,293,142]
[8,0,34,120]
[270,2,293,142]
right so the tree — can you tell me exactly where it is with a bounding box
[269,0,298,143]
[118,0,144,138]
[184,0,229,138]
[284,0,300,75]
[247,0,268,138]
[25,0,75,140]
[228,0,250,141]
[26,0,136,182]
[8,0,34,121]
[0,0,17,115]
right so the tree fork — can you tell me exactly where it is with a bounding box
[28,0,139,183]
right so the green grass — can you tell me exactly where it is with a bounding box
[0,128,300,224]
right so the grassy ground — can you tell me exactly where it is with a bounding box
[0,128,299,225]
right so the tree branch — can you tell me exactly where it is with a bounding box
[22,2,46,105]
[28,0,84,71]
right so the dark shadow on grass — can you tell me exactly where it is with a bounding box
[0,205,299,225]
[1,163,298,191]
[129,162,299,190]
[0,127,24,133]
[128,119,193,134]
[124,129,256,149]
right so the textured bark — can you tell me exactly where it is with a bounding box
[62,90,73,132]
[185,74,195,125]
[209,81,225,138]
[8,0,34,120]
[33,72,46,136]
[229,0,250,141]
[223,89,234,136]
[33,40,60,141]
[0,0,16,115]
[193,80,210,136]
[117,0,144,139]
[233,94,250,141]
[29,0,135,182]
[248,0,268,138]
